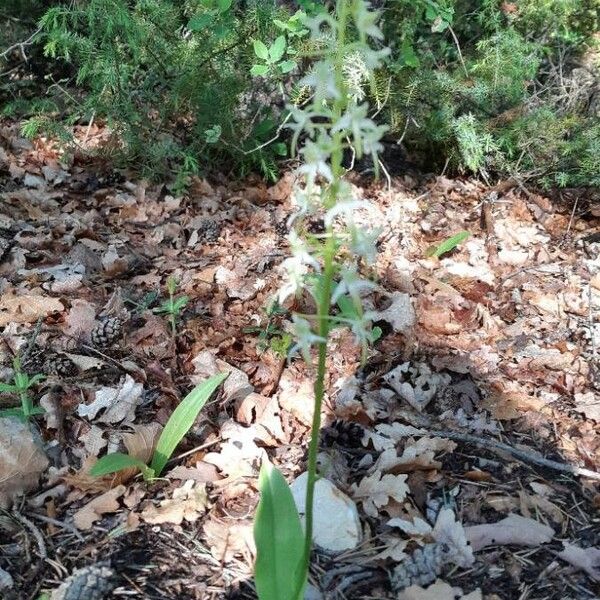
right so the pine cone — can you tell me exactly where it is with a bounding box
[391,543,451,591]
[321,420,365,449]
[51,565,115,600]
[197,219,221,243]
[43,353,79,377]
[274,218,289,237]
[91,317,123,348]
[21,346,46,375]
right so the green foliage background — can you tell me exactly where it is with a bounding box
[1,0,599,188]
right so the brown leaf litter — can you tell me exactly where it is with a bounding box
[0,125,599,599]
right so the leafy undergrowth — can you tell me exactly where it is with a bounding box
[0,122,599,600]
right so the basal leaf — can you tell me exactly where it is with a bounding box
[150,372,227,476]
[254,461,305,600]
[269,36,286,62]
[251,64,270,77]
[253,40,269,61]
[90,452,152,479]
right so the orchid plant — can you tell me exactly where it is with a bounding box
[253,1,389,598]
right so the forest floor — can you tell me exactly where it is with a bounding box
[0,121,599,600]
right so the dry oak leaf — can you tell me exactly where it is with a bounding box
[123,422,162,464]
[203,516,255,563]
[77,375,143,424]
[0,293,63,326]
[351,471,409,517]
[373,437,457,474]
[398,580,482,600]
[140,480,208,525]
[432,508,474,568]
[0,418,49,508]
[464,513,554,551]
[73,485,126,530]
[558,542,600,582]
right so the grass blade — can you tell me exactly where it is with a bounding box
[428,230,470,258]
[254,461,305,600]
[150,372,227,476]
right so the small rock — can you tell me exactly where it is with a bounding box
[291,472,362,553]
[0,417,49,507]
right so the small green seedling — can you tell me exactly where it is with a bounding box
[426,230,470,258]
[125,290,160,314]
[90,372,227,481]
[0,357,45,421]
[154,276,189,335]
[243,301,292,358]
[251,36,296,77]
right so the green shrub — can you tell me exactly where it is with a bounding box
[377,0,599,186]
[3,0,297,184]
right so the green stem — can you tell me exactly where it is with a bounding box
[294,0,350,597]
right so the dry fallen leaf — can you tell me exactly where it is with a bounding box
[77,375,143,424]
[398,580,482,600]
[464,513,554,551]
[73,485,126,530]
[140,480,208,525]
[558,542,600,582]
[0,418,49,508]
[351,471,409,517]
[203,517,255,563]
[372,292,416,334]
[123,422,162,464]
[0,293,63,326]
[432,508,474,568]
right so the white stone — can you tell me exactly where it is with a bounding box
[291,472,361,553]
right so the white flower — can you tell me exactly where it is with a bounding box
[331,267,377,305]
[324,199,369,227]
[278,231,321,302]
[299,135,334,182]
[289,315,326,364]
[350,225,380,264]
[352,0,384,40]
[301,60,340,104]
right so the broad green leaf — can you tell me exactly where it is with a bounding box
[217,0,233,12]
[400,40,420,68]
[0,383,17,393]
[254,461,305,600]
[150,373,227,476]
[90,452,153,479]
[253,40,269,61]
[278,60,297,74]
[250,64,270,77]
[188,14,214,31]
[269,36,286,62]
[428,230,470,258]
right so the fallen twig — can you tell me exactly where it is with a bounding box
[429,429,600,481]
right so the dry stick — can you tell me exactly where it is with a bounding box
[429,429,600,481]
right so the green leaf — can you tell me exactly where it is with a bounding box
[400,40,420,68]
[254,461,305,600]
[250,64,270,77]
[428,230,470,258]
[0,383,17,393]
[150,373,228,476]
[217,0,233,12]
[278,60,297,74]
[90,452,153,479]
[253,40,269,61]
[269,36,286,62]
[172,296,189,311]
[0,407,26,420]
[188,14,214,31]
